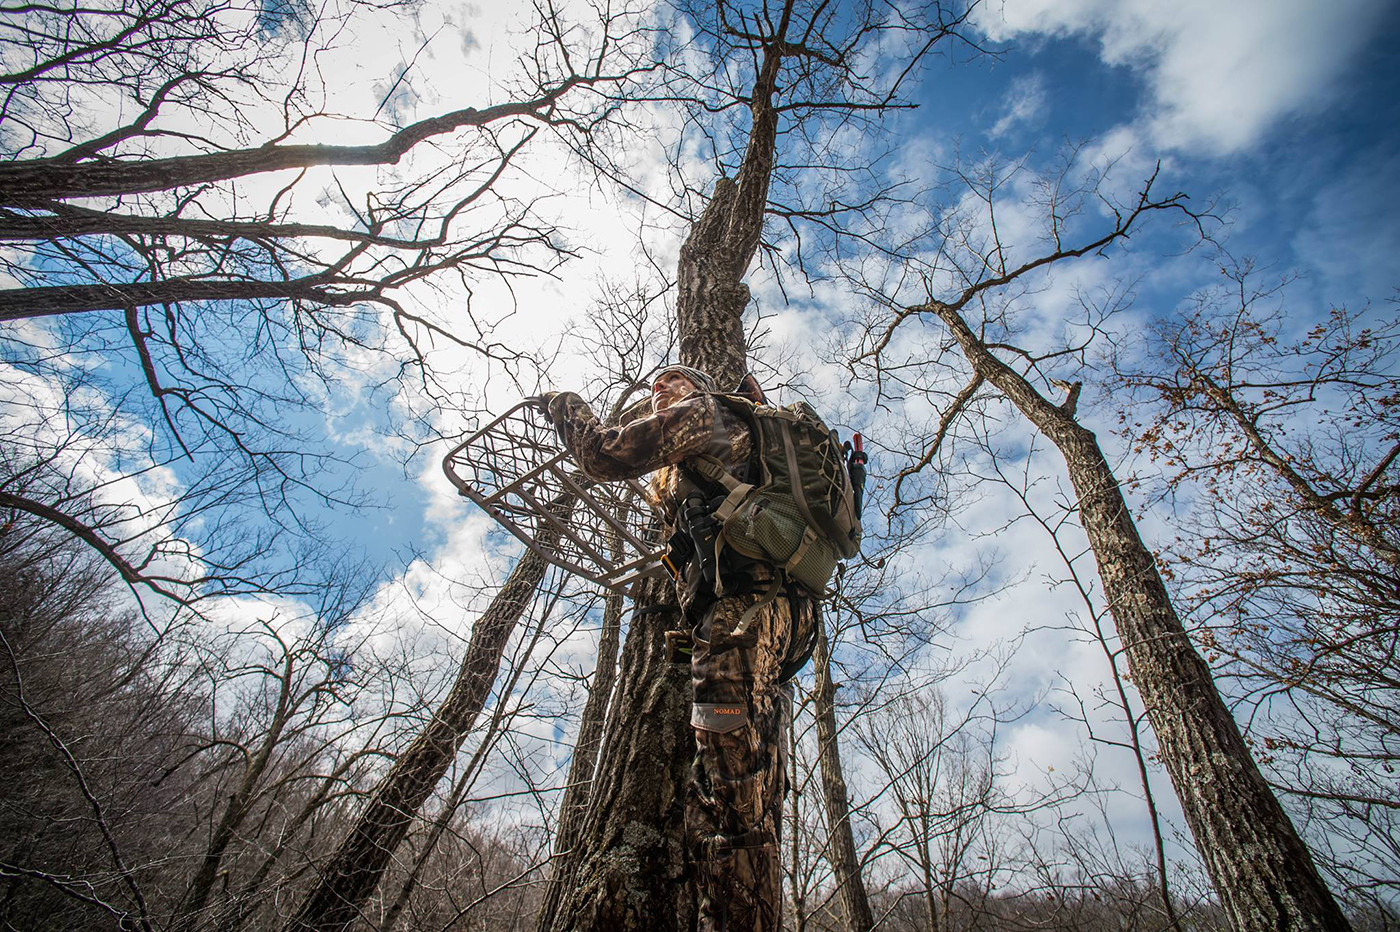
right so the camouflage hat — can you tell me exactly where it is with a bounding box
[652,365,717,393]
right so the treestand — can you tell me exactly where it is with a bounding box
[442,401,667,593]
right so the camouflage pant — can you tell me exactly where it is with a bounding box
[686,586,798,932]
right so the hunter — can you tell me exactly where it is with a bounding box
[538,365,813,932]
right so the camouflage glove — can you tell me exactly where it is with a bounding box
[523,392,566,425]
[543,391,573,427]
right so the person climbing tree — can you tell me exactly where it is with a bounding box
[537,365,838,931]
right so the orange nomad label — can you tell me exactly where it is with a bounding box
[713,707,743,715]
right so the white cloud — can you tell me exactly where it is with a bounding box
[990,72,1049,138]
[977,0,1388,155]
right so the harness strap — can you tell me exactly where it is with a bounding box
[731,575,782,638]
[686,454,756,598]
[690,453,741,490]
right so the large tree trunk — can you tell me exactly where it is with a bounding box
[541,576,694,932]
[931,302,1351,932]
[285,509,568,932]
[811,620,874,932]
[544,30,783,932]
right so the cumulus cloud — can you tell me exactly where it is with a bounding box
[977,0,1389,155]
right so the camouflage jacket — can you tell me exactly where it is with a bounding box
[544,390,753,514]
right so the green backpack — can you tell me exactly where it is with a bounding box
[688,394,862,595]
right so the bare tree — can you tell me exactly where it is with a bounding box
[0,513,410,932]
[533,569,625,932]
[809,616,876,932]
[855,157,1353,929]
[0,0,651,603]
[544,3,978,927]
[0,520,179,932]
[284,503,572,932]
[1114,265,1400,913]
[975,436,1184,930]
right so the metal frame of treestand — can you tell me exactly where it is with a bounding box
[442,401,668,594]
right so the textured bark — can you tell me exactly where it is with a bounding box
[284,511,567,932]
[811,621,874,932]
[542,577,694,932]
[931,302,1351,932]
[535,585,624,932]
[673,31,780,389]
[0,276,357,322]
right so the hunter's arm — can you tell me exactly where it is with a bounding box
[545,391,721,482]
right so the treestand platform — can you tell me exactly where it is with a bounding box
[442,401,667,594]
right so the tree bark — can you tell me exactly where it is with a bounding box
[284,509,568,932]
[930,301,1352,932]
[541,577,694,932]
[811,620,874,932]
[0,92,576,206]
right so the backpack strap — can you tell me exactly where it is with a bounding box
[782,525,821,580]
[686,454,755,597]
[689,453,753,524]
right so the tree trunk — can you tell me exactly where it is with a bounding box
[931,302,1352,932]
[811,620,874,932]
[381,600,556,932]
[542,577,694,932]
[284,508,568,932]
[544,28,783,932]
[179,647,297,926]
[787,704,808,932]
[535,584,624,932]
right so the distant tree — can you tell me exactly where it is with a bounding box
[809,616,876,932]
[1115,264,1400,913]
[981,436,1184,930]
[853,159,1353,926]
[284,506,572,932]
[0,520,184,931]
[0,507,426,932]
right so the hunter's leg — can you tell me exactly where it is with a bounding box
[687,590,793,932]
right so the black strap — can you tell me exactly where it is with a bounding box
[777,593,819,684]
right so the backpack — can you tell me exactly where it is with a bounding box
[687,394,862,595]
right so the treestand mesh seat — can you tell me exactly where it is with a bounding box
[442,401,668,593]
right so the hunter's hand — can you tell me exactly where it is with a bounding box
[524,392,559,414]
